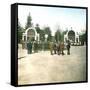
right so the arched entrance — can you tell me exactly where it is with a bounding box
[27,29,35,41]
[68,30,75,43]
[22,27,39,49]
[22,27,38,42]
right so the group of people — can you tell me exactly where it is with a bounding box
[49,40,71,55]
[26,39,71,55]
[27,41,38,54]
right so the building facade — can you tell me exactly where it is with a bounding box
[22,27,39,42]
[64,28,80,45]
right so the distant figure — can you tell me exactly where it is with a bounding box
[27,41,32,54]
[66,40,71,55]
[53,43,57,54]
[49,41,53,55]
[60,42,65,55]
[57,42,61,55]
[22,40,26,49]
[33,41,38,53]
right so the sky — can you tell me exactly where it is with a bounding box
[18,5,86,35]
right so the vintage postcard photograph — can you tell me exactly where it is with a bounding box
[17,4,87,86]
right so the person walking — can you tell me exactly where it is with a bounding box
[66,40,71,55]
[53,42,57,54]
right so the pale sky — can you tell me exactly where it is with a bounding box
[18,5,86,35]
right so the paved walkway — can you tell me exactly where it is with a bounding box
[18,45,86,85]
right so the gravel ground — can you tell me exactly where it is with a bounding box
[18,45,86,85]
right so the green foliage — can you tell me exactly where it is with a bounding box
[43,26,52,41]
[47,34,52,41]
[25,13,32,29]
[44,27,51,35]
[35,24,45,41]
[39,30,45,41]
[18,21,23,43]
[63,30,68,35]
[35,24,41,33]
[55,30,62,42]
[79,31,86,45]
[61,32,64,42]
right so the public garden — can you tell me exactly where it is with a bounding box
[18,8,87,85]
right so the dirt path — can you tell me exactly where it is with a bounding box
[18,46,86,85]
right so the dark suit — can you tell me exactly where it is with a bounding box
[67,40,71,55]
[27,42,32,54]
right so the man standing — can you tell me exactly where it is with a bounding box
[49,41,53,55]
[57,42,61,55]
[33,41,38,53]
[60,42,65,55]
[66,40,71,55]
[53,42,57,54]
[27,40,32,54]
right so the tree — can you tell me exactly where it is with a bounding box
[35,24,44,41]
[61,29,68,42]
[55,29,62,43]
[44,27,51,35]
[39,30,45,41]
[79,31,86,45]
[47,34,52,41]
[25,13,32,29]
[63,29,68,35]
[35,24,41,33]
[43,26,52,41]
[18,21,23,43]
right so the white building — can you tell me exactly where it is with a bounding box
[64,28,80,45]
[22,27,39,42]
